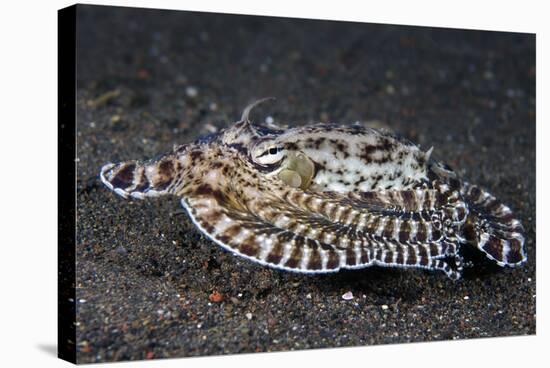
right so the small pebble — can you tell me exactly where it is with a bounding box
[342,291,353,300]
[245,312,253,320]
[209,292,224,303]
[464,296,470,300]
[115,245,127,255]
[81,344,92,353]
[137,69,150,80]
[483,70,494,80]
[186,86,198,98]
[381,305,389,310]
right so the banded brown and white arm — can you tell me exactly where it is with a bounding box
[179,174,465,280]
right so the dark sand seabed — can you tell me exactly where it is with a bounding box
[74,5,535,364]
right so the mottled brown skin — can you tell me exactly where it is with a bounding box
[100,102,526,280]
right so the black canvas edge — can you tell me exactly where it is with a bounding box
[58,4,77,364]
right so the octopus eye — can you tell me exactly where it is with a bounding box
[254,145,285,165]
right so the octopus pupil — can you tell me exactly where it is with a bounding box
[269,147,278,155]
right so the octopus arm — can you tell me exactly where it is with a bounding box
[461,183,527,266]
[180,181,463,279]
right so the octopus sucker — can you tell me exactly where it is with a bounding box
[100,99,527,280]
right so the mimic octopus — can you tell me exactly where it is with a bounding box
[100,99,527,280]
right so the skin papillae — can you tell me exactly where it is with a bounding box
[100,99,526,280]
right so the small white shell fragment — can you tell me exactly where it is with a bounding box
[185,86,198,97]
[342,291,353,300]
